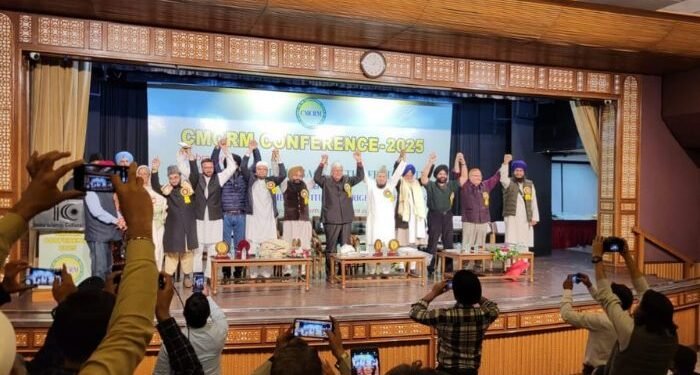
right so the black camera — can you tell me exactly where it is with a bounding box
[603,236,626,253]
[570,273,584,284]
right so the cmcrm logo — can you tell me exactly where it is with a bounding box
[296,98,326,128]
[50,254,85,281]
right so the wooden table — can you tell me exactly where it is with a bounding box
[328,254,426,289]
[210,257,311,294]
[437,250,535,282]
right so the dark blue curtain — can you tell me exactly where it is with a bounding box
[84,78,149,165]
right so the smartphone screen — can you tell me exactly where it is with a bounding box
[351,347,380,375]
[293,318,333,339]
[192,272,205,293]
[25,267,61,286]
[74,164,128,192]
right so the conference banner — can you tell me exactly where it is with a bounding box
[147,85,453,216]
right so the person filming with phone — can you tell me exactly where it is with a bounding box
[409,270,499,375]
[590,236,678,375]
[252,316,351,375]
[560,272,633,375]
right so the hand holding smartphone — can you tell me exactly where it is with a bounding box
[73,164,129,193]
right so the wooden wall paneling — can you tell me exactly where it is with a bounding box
[674,307,699,347]
[481,328,588,375]
[644,262,685,281]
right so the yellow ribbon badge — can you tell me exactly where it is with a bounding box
[344,183,352,198]
[383,189,395,202]
[482,191,490,207]
[449,192,455,206]
[300,189,309,205]
[266,181,279,194]
[523,186,532,201]
[180,185,193,204]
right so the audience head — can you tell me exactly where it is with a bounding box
[289,166,304,183]
[376,166,388,187]
[256,161,269,179]
[468,168,483,186]
[201,158,215,177]
[331,162,344,182]
[114,151,134,167]
[634,289,677,336]
[136,165,150,187]
[167,165,181,186]
[385,361,439,375]
[511,160,527,180]
[433,164,449,184]
[53,289,116,364]
[88,153,103,164]
[403,164,416,182]
[452,270,482,306]
[184,292,211,329]
[610,282,633,311]
[270,337,323,375]
[672,345,697,375]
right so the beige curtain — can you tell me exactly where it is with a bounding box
[30,59,92,188]
[569,100,600,176]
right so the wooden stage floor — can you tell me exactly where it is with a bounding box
[4,250,686,326]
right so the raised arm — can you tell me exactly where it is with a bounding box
[217,145,237,186]
[240,139,258,179]
[483,168,502,192]
[348,151,364,186]
[390,160,407,188]
[314,154,328,187]
[211,145,223,174]
[188,158,199,187]
[274,163,287,185]
[420,152,437,186]
[500,154,512,188]
[3,151,83,272]
[456,153,469,186]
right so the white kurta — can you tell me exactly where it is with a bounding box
[365,161,405,246]
[146,187,168,272]
[500,164,540,249]
[246,179,277,278]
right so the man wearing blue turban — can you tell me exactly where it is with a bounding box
[500,155,539,251]
[114,151,134,166]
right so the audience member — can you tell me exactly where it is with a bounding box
[592,237,678,375]
[153,273,205,375]
[671,345,699,375]
[252,316,350,375]
[154,286,226,374]
[560,273,633,375]
[409,270,499,375]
